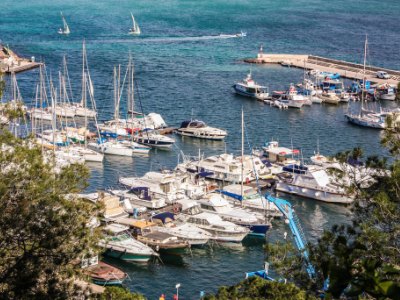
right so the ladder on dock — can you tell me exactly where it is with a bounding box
[246,193,315,279]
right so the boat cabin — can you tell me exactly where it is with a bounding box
[262,141,299,165]
[179,120,206,129]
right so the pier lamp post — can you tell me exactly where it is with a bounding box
[175,283,181,299]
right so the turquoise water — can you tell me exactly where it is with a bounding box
[1,0,400,298]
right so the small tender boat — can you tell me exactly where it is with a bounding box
[82,256,127,286]
[176,119,227,140]
[58,12,70,35]
[100,223,157,263]
[233,72,269,100]
[375,84,396,101]
[119,140,151,154]
[128,13,141,35]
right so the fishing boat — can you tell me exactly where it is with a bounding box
[176,119,227,140]
[151,212,212,246]
[58,12,70,35]
[197,193,270,236]
[128,13,141,35]
[177,200,250,243]
[100,223,157,263]
[232,72,269,100]
[81,256,127,286]
[276,165,353,204]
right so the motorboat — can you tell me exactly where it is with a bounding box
[261,140,300,174]
[176,119,227,140]
[99,224,158,262]
[119,171,189,203]
[98,119,129,138]
[220,184,282,218]
[232,72,269,100]
[70,145,104,162]
[272,84,306,108]
[151,212,212,246]
[129,219,190,255]
[88,139,133,156]
[319,92,341,104]
[121,168,210,201]
[133,131,175,148]
[197,193,271,236]
[178,153,271,183]
[177,200,250,243]
[58,12,70,35]
[81,256,127,286]
[375,84,396,101]
[119,140,151,154]
[110,187,167,209]
[128,13,141,35]
[276,165,354,204]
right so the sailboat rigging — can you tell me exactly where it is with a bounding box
[58,12,71,35]
[128,12,141,35]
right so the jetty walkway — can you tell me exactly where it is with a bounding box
[244,53,400,86]
[0,44,41,74]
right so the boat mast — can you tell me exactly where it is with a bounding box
[361,35,367,111]
[241,108,244,206]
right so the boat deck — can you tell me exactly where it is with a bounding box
[244,53,400,85]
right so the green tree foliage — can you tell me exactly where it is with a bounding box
[100,287,146,300]
[0,72,5,99]
[0,131,101,299]
[204,277,317,300]
[396,82,400,101]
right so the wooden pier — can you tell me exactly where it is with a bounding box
[244,53,400,86]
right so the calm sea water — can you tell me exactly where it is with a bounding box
[1,0,400,298]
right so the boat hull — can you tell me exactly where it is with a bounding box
[345,114,385,129]
[276,182,353,204]
[176,130,226,140]
[104,249,152,262]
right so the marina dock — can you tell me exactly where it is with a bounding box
[244,53,400,85]
[0,44,41,74]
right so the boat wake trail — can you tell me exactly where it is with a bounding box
[95,34,244,44]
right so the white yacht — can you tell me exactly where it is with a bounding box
[233,72,269,100]
[220,184,282,218]
[70,145,104,162]
[119,171,189,204]
[276,165,353,204]
[28,107,53,121]
[100,224,157,263]
[98,119,129,138]
[176,119,227,140]
[177,153,271,183]
[133,131,175,148]
[88,139,133,156]
[119,140,151,154]
[151,212,212,246]
[177,200,250,243]
[110,187,167,209]
[197,193,271,236]
[375,84,396,101]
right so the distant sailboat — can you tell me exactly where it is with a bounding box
[128,13,141,35]
[58,12,70,35]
